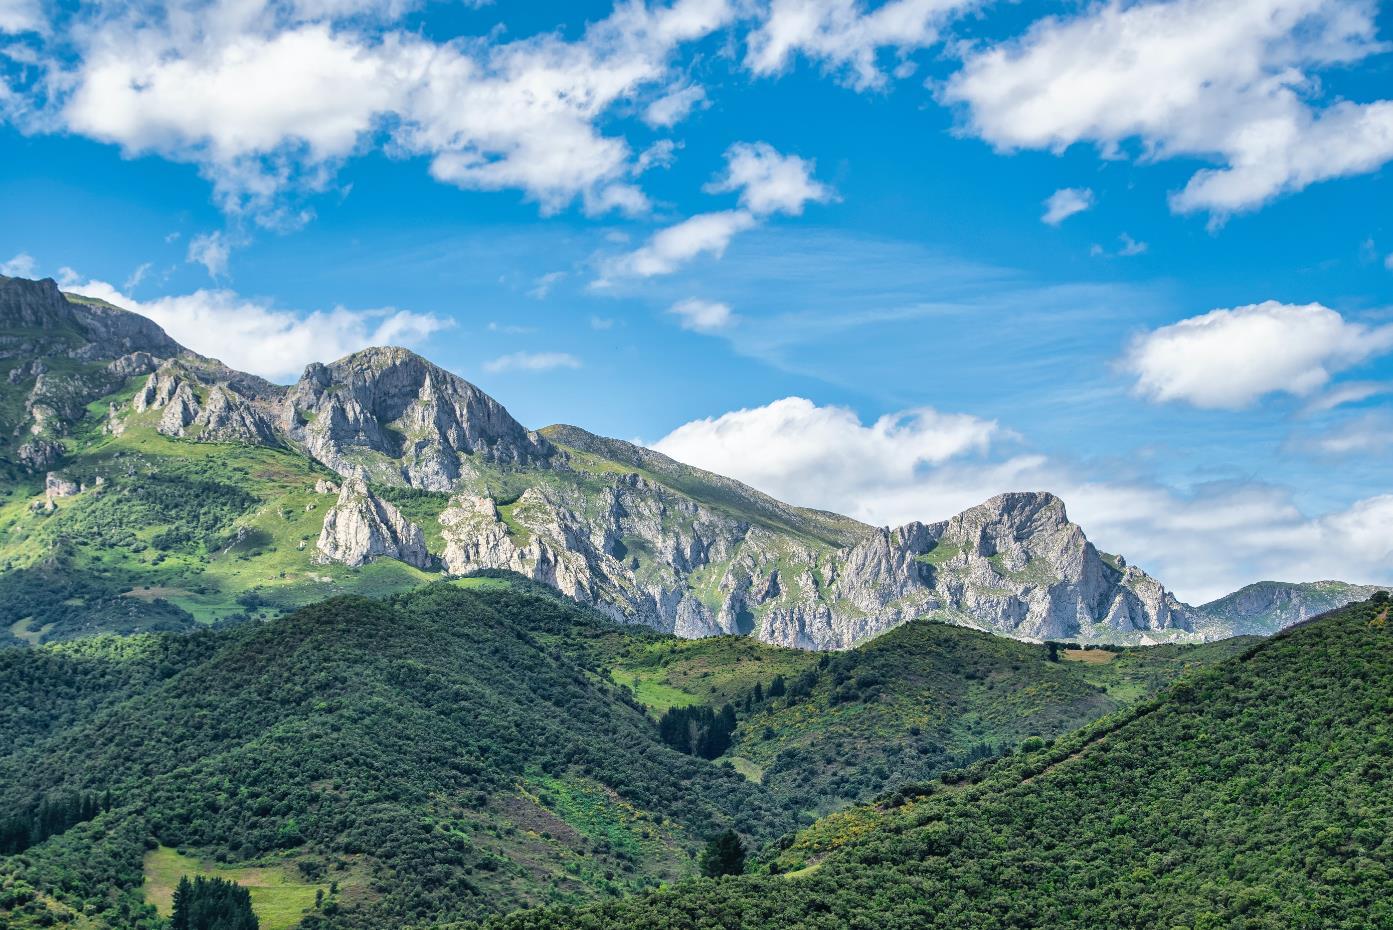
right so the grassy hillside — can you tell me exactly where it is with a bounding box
[479,594,1393,930]
[0,374,440,646]
[596,621,1252,814]
[0,582,793,930]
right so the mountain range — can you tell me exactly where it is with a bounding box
[0,272,1380,650]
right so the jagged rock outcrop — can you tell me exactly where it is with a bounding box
[131,362,282,445]
[282,347,553,490]
[437,433,1194,647]
[316,477,431,569]
[45,472,79,499]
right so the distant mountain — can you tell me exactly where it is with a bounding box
[0,274,1380,647]
[479,592,1393,930]
[1194,579,1385,636]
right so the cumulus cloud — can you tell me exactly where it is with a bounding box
[668,297,735,331]
[943,0,1393,218]
[1,251,37,276]
[1123,301,1393,409]
[653,396,1002,515]
[745,0,976,89]
[1041,187,1093,225]
[651,395,1393,602]
[704,141,835,215]
[483,351,582,373]
[13,0,733,221]
[600,141,831,282]
[63,278,451,381]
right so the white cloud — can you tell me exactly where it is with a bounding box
[1117,232,1147,256]
[0,0,42,34]
[746,0,976,90]
[1123,300,1393,409]
[17,0,733,221]
[528,271,566,299]
[652,395,1393,602]
[705,141,834,215]
[599,141,831,282]
[943,0,1393,217]
[643,83,706,127]
[1289,412,1393,456]
[653,396,1001,515]
[63,278,451,381]
[1041,187,1093,225]
[483,351,582,373]
[589,315,616,330]
[1386,252,1393,271]
[1301,380,1390,414]
[124,261,153,291]
[602,209,757,279]
[187,231,233,277]
[668,297,735,331]
[1,251,37,276]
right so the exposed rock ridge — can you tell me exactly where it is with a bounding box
[283,347,554,490]
[315,477,431,569]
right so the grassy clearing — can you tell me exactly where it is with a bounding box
[725,756,765,783]
[608,667,703,716]
[143,846,328,930]
[1062,648,1116,664]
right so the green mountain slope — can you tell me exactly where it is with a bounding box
[595,621,1253,815]
[0,574,1246,930]
[0,582,792,930]
[479,593,1393,930]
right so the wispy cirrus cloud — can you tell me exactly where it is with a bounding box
[598,141,833,283]
[483,351,582,373]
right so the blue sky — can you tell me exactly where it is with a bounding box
[2,0,1392,600]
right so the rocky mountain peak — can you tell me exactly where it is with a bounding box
[0,275,181,359]
[284,346,553,490]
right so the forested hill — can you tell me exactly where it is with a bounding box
[0,581,793,929]
[479,593,1393,930]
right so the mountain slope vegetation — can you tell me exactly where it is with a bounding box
[480,594,1393,930]
[0,574,1249,930]
[595,619,1253,814]
[0,582,792,929]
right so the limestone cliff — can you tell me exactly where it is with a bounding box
[315,477,431,569]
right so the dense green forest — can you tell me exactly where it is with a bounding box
[0,575,1246,930]
[597,618,1252,812]
[0,582,790,929]
[477,594,1393,930]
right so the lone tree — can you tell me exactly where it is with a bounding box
[171,875,259,930]
[699,829,746,878]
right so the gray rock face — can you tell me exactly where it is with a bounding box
[0,276,181,358]
[282,347,553,490]
[45,472,79,499]
[1195,580,1386,636]
[437,460,1194,647]
[132,363,282,445]
[315,477,431,569]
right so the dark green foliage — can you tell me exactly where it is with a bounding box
[479,596,1393,930]
[0,791,111,854]
[0,583,795,929]
[766,675,785,697]
[1045,641,1060,662]
[698,831,745,878]
[171,875,259,930]
[657,703,737,759]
